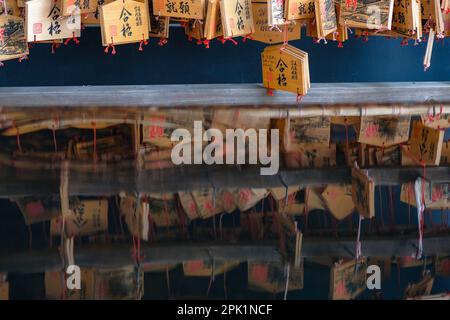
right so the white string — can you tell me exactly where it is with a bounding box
[283,264,290,300]
[355,215,363,259]
[414,178,425,259]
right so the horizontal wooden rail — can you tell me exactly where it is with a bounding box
[0,233,448,274]
[1,82,450,111]
[0,165,449,197]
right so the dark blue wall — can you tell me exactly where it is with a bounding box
[1,27,450,86]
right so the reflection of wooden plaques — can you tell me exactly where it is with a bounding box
[62,0,97,16]
[396,256,431,268]
[178,191,200,220]
[45,269,94,300]
[405,273,434,299]
[339,0,394,29]
[51,199,109,236]
[321,184,355,220]
[276,212,302,268]
[251,1,301,44]
[100,0,149,46]
[220,0,254,37]
[284,0,315,20]
[234,188,268,211]
[421,114,450,129]
[367,257,391,281]
[0,15,29,62]
[358,116,411,147]
[26,0,81,42]
[248,261,303,292]
[183,260,240,276]
[435,255,450,277]
[153,0,205,19]
[351,166,375,218]
[409,120,445,166]
[15,196,61,225]
[285,143,336,168]
[93,266,143,300]
[440,141,450,165]
[0,281,8,300]
[330,258,367,300]
[375,144,400,166]
[274,117,330,151]
[191,188,223,218]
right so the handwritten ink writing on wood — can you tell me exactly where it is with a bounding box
[285,143,336,168]
[351,166,375,218]
[100,0,149,46]
[152,0,205,19]
[220,0,254,37]
[284,0,315,20]
[0,15,29,62]
[262,44,310,95]
[251,1,300,44]
[358,116,411,147]
[26,0,81,42]
[62,0,97,16]
[409,120,444,166]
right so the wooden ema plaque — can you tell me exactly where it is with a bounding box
[248,261,303,292]
[62,0,97,16]
[204,0,222,40]
[50,199,109,236]
[26,0,81,42]
[261,44,310,95]
[339,0,394,30]
[314,0,336,39]
[330,258,367,300]
[82,0,114,26]
[152,0,205,19]
[358,116,411,147]
[0,15,29,62]
[267,0,285,26]
[351,166,375,218]
[284,0,315,20]
[275,212,302,268]
[100,0,149,46]
[321,184,355,220]
[409,120,445,166]
[220,0,254,37]
[0,0,20,16]
[252,1,300,44]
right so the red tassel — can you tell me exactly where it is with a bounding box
[338,41,343,48]
[18,55,28,62]
[138,39,148,51]
[242,33,254,42]
[219,36,238,45]
[51,42,60,54]
[203,39,210,48]
[158,38,168,46]
[400,38,408,46]
[196,38,202,45]
[297,94,303,103]
[187,35,193,41]
[0,61,4,67]
[266,88,274,96]
[104,43,116,55]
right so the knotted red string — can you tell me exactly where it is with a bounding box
[64,33,80,45]
[242,33,254,42]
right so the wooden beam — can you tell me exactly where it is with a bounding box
[1,82,450,109]
[0,234,449,274]
[0,165,449,197]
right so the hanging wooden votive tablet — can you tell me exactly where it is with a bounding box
[261,44,310,96]
[26,0,81,42]
[0,15,29,63]
[99,0,150,50]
